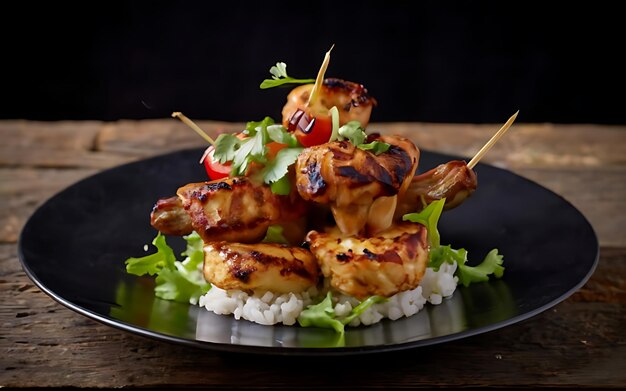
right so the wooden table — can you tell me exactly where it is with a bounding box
[1,119,625,388]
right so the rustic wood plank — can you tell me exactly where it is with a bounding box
[95,119,242,155]
[0,168,98,243]
[0,120,103,151]
[379,122,626,169]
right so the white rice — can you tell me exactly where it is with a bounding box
[197,262,458,327]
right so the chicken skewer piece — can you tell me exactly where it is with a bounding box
[151,176,308,244]
[397,111,519,214]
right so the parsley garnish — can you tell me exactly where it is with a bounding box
[260,62,315,89]
[212,117,303,194]
[337,121,391,155]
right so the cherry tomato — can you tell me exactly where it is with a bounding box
[288,109,332,147]
[201,145,231,180]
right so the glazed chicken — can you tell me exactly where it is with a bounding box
[282,78,377,128]
[306,222,429,299]
[203,242,320,293]
[395,160,478,218]
[150,176,307,244]
[295,134,419,236]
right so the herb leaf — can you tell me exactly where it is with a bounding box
[125,231,210,304]
[125,232,176,276]
[260,62,315,89]
[337,121,391,154]
[261,147,303,184]
[338,121,367,146]
[402,198,446,248]
[456,249,505,287]
[267,124,300,147]
[297,292,345,333]
[358,141,391,155]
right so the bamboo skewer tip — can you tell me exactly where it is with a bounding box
[467,110,519,169]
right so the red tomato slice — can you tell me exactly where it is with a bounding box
[288,109,332,147]
[201,146,231,180]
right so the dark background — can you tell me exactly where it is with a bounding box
[2,1,624,124]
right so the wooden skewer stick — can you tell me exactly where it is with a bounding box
[467,110,519,169]
[171,111,215,145]
[306,44,335,108]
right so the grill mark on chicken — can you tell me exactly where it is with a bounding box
[322,78,377,108]
[148,176,308,244]
[304,161,326,196]
[296,135,419,235]
[204,241,320,293]
[305,222,428,299]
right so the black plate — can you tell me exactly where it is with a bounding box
[18,148,598,355]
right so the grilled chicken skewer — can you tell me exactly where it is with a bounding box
[203,242,320,294]
[306,221,429,299]
[150,176,307,244]
[295,134,419,236]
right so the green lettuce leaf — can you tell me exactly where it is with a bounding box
[456,249,505,287]
[297,292,345,333]
[125,232,176,276]
[125,231,210,304]
[298,292,388,333]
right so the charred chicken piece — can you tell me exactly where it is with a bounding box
[150,176,307,244]
[203,242,320,294]
[295,135,419,236]
[150,196,193,236]
[306,222,429,300]
[395,160,478,218]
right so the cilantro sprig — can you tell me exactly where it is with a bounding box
[337,121,391,155]
[212,117,302,195]
[260,62,315,89]
[403,198,505,287]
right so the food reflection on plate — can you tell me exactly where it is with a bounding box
[110,272,517,349]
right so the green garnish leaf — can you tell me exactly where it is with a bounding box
[261,147,303,184]
[125,231,210,304]
[213,118,303,191]
[261,225,289,244]
[338,121,367,146]
[358,140,391,155]
[181,231,204,269]
[267,124,300,147]
[402,198,446,248]
[456,249,505,287]
[154,261,210,303]
[125,232,176,276]
[341,295,387,325]
[297,292,345,333]
[269,174,292,195]
[336,120,390,154]
[429,245,468,271]
[213,133,241,164]
[260,62,315,89]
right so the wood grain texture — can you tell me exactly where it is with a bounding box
[0,120,624,388]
